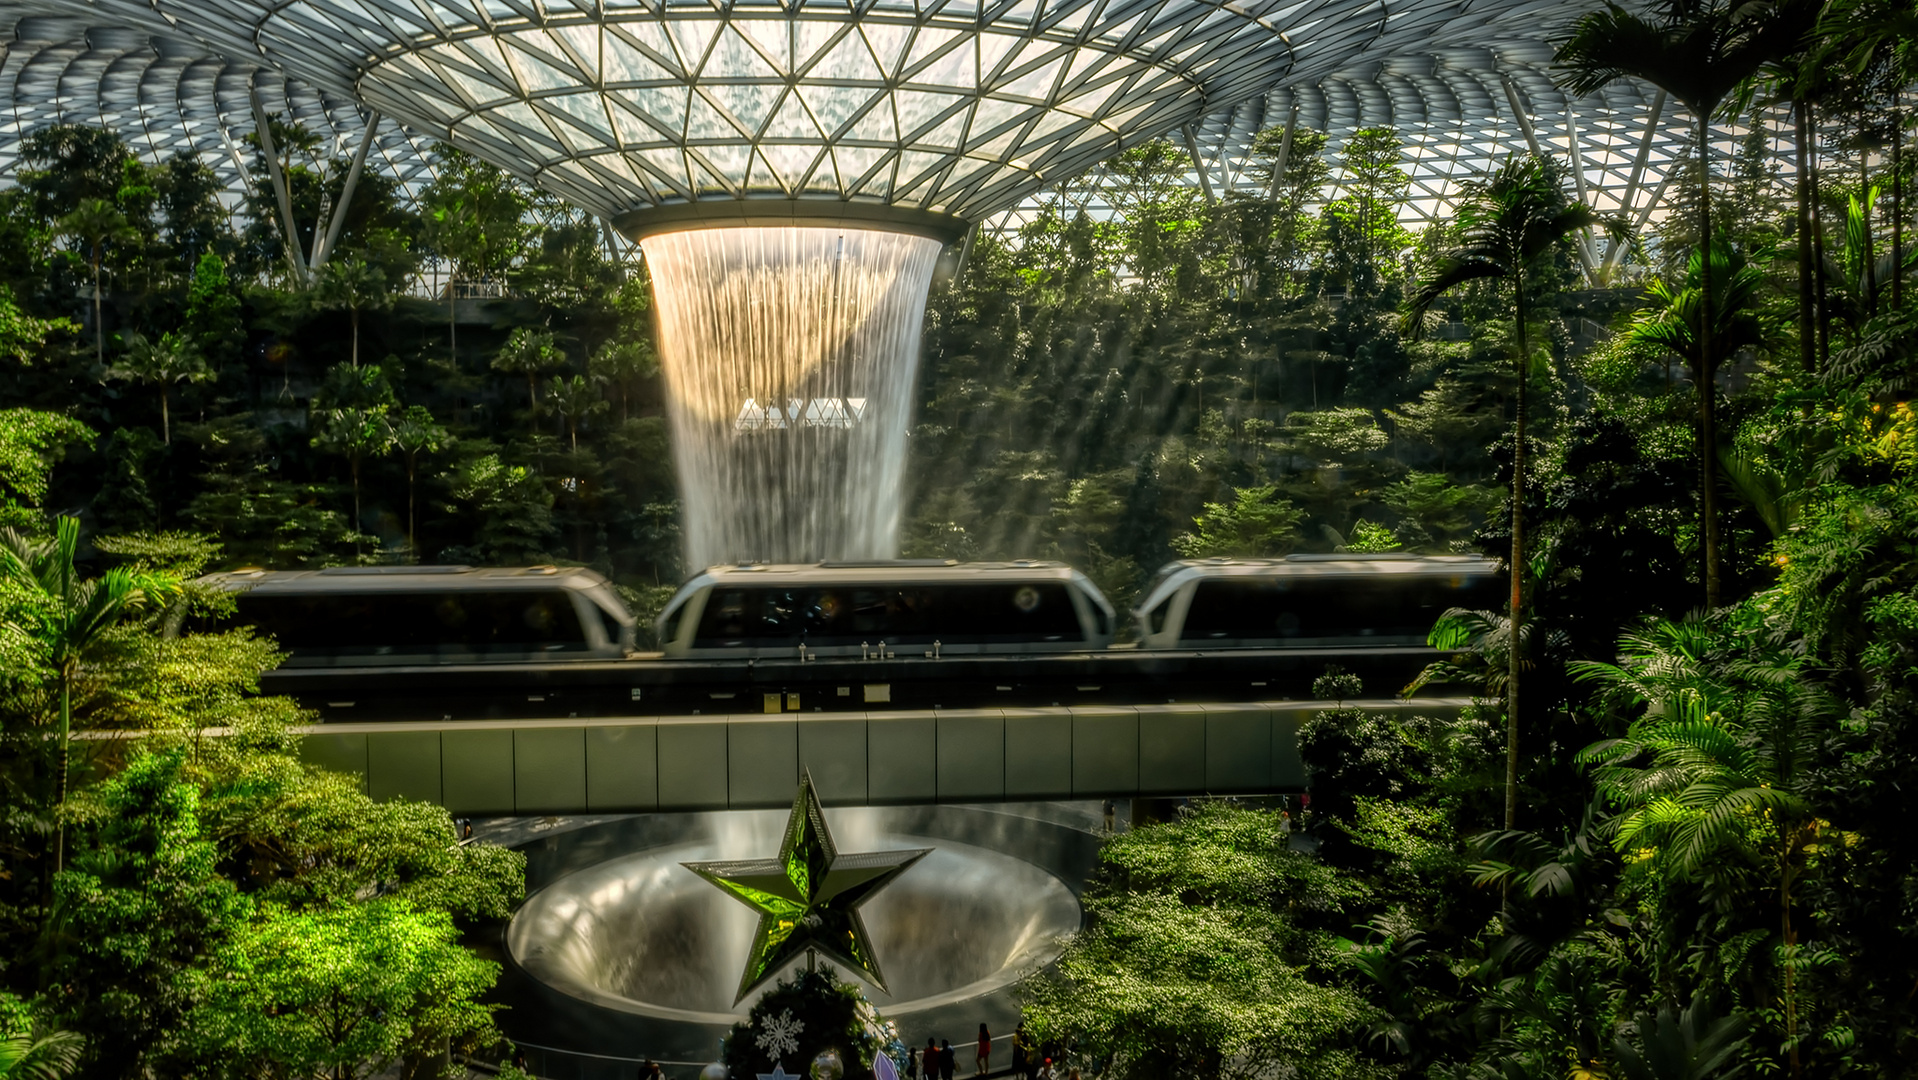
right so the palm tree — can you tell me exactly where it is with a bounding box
[1402,155,1604,830]
[1555,0,1820,608]
[312,257,394,369]
[545,373,608,451]
[0,517,178,871]
[309,364,397,531]
[55,197,138,365]
[491,328,566,419]
[589,339,660,421]
[1625,240,1769,420]
[0,1025,84,1079]
[389,404,448,557]
[102,332,211,445]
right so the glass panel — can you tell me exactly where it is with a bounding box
[997,51,1065,99]
[797,82,870,136]
[705,25,778,78]
[690,584,1082,646]
[810,29,884,81]
[734,18,793,72]
[555,24,601,77]
[619,85,689,135]
[667,18,721,70]
[505,36,581,92]
[893,88,962,136]
[912,109,968,149]
[684,90,736,138]
[842,99,897,142]
[708,82,780,134]
[859,23,912,77]
[236,590,588,659]
[546,92,614,139]
[764,89,821,139]
[604,36,677,83]
[1177,574,1505,644]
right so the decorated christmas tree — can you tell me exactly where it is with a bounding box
[722,967,904,1080]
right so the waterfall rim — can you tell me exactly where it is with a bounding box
[613,200,969,245]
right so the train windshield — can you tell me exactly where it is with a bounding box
[235,590,588,658]
[1179,573,1503,644]
[691,582,1083,647]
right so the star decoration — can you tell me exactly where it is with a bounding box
[685,770,929,1004]
[758,1066,801,1080]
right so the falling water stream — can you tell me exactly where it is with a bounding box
[640,226,943,569]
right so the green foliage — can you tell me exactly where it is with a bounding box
[1022,804,1377,1080]
[51,750,250,1071]
[187,899,500,1079]
[1171,485,1303,557]
[0,410,93,527]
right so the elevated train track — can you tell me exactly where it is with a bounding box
[269,645,1460,721]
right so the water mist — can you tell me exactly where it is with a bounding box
[639,226,942,569]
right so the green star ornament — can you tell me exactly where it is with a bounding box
[684,771,929,1004]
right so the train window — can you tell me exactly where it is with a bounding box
[690,582,1085,646]
[1180,576,1479,643]
[235,590,588,657]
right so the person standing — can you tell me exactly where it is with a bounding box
[926,1037,939,1080]
[976,1024,991,1076]
[905,1045,918,1080]
[940,1040,955,1080]
[1100,800,1115,834]
[1010,1024,1029,1080]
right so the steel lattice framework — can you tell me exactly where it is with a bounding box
[0,0,1783,243]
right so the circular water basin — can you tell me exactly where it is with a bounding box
[508,807,1082,1025]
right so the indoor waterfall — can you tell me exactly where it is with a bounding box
[639,226,943,569]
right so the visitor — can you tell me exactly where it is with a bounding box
[976,1024,990,1076]
[926,1036,938,1079]
[940,1039,955,1080]
[1278,809,1291,835]
[643,1060,663,1080]
[1100,799,1115,833]
[905,1045,918,1080]
[1010,1024,1028,1079]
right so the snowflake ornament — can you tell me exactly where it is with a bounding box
[757,1009,805,1059]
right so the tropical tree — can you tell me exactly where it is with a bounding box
[312,257,393,369]
[589,339,659,421]
[389,405,448,558]
[1403,154,1604,830]
[102,332,210,445]
[0,516,178,870]
[545,374,607,451]
[491,328,566,419]
[1555,0,1819,607]
[1624,242,1770,486]
[55,198,138,364]
[309,364,396,530]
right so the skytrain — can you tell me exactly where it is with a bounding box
[196,556,1503,718]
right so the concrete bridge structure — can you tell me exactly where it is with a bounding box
[295,698,1469,816]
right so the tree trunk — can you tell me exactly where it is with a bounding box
[56,674,70,874]
[1797,100,1816,372]
[1506,275,1527,833]
[1810,101,1831,367]
[1696,118,1721,611]
[1895,92,1904,312]
[160,387,171,446]
[1782,843,1801,1080]
[528,373,538,418]
[351,454,362,533]
[407,458,418,561]
[351,308,361,369]
[92,256,104,366]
